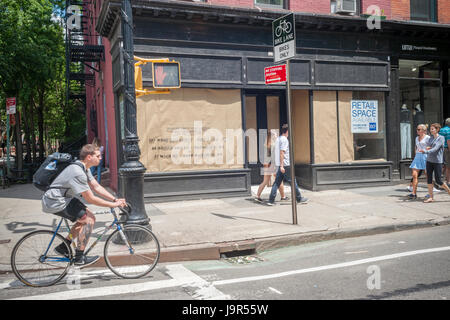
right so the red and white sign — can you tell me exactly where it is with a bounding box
[6,97,16,115]
[264,64,287,85]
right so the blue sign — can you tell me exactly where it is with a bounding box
[351,100,378,133]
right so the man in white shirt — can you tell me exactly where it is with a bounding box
[268,125,308,205]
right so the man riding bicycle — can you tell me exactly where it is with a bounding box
[42,144,126,267]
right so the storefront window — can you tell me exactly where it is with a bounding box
[351,92,387,161]
[399,60,441,160]
[399,60,440,79]
[313,91,386,164]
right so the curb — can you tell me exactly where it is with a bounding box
[155,217,450,262]
[2,218,449,274]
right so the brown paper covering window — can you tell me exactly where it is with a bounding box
[137,88,243,172]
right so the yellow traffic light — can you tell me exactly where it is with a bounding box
[152,62,181,89]
[134,56,180,97]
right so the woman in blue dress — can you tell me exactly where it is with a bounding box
[407,124,429,199]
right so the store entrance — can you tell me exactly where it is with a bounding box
[244,90,287,184]
[399,60,442,161]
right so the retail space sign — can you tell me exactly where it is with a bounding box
[351,100,378,133]
[273,13,296,63]
[264,64,287,84]
[6,97,16,115]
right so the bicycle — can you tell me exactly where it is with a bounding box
[275,19,292,37]
[10,204,160,287]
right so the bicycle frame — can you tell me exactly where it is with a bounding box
[42,208,131,264]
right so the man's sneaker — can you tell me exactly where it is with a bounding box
[73,254,100,268]
[297,197,309,204]
[266,201,275,206]
[406,186,413,192]
[407,193,417,200]
[54,241,71,258]
[433,187,442,193]
[280,196,290,201]
[253,197,263,203]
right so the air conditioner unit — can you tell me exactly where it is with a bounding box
[336,0,357,14]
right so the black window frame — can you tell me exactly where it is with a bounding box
[410,0,437,23]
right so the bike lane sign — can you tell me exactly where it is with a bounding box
[273,13,295,63]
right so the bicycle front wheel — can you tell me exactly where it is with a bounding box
[11,231,72,287]
[104,225,160,279]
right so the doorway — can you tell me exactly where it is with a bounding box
[244,90,286,184]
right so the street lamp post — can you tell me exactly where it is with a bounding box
[118,0,149,227]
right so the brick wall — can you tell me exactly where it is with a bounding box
[438,0,450,23]
[361,0,391,18]
[206,0,449,24]
[208,0,253,8]
[290,0,331,14]
[391,0,410,20]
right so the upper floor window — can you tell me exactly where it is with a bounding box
[255,0,284,8]
[331,0,361,15]
[410,0,437,22]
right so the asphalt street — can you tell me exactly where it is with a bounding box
[1,224,449,301]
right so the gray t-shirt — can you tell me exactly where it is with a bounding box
[274,135,290,167]
[424,135,445,164]
[42,160,95,213]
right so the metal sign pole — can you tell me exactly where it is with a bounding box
[286,60,298,225]
[6,114,10,173]
[272,12,298,225]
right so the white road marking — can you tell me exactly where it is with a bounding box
[7,246,450,299]
[344,250,369,255]
[268,287,282,295]
[212,246,450,286]
[1,266,152,289]
[165,264,230,300]
[8,264,230,300]
[11,278,182,300]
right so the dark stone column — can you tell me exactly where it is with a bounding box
[387,58,401,180]
[118,0,149,226]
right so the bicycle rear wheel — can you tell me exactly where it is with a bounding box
[104,225,160,279]
[11,231,72,287]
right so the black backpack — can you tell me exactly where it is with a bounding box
[33,152,84,191]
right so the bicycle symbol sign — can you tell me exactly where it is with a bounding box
[275,19,292,38]
[272,13,296,63]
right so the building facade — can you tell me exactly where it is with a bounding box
[89,0,450,201]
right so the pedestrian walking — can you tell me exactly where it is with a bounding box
[418,123,450,203]
[267,124,308,206]
[439,118,450,187]
[407,124,429,199]
[90,137,104,183]
[254,130,285,203]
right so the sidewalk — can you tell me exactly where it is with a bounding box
[1,182,449,273]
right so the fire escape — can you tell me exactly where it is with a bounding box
[65,0,104,120]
